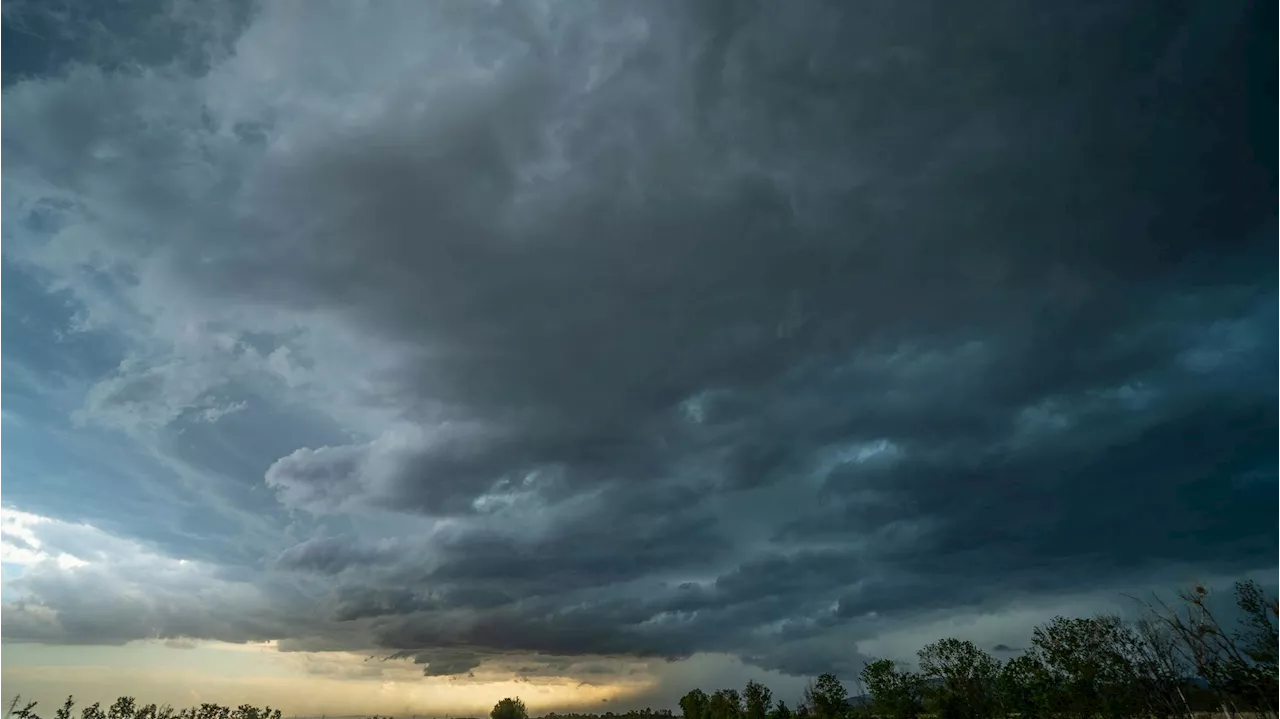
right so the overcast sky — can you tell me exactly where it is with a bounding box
[1,0,1275,714]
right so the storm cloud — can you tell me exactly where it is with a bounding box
[1,0,1275,689]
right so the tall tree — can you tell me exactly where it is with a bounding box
[743,681,772,719]
[805,673,846,719]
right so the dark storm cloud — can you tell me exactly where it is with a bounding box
[1,0,1274,682]
[330,587,442,623]
[274,536,401,575]
[826,369,1275,560]
[426,490,728,592]
[233,0,1273,521]
[390,648,485,677]
[333,0,1270,669]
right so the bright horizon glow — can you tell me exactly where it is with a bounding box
[0,508,650,716]
[2,640,654,718]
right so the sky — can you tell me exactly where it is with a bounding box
[0,0,1276,715]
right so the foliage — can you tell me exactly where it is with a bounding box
[742,681,771,719]
[5,699,279,719]
[915,638,1001,719]
[859,659,925,719]
[679,689,709,719]
[707,690,741,719]
[492,698,529,719]
[996,653,1054,719]
[1037,615,1157,718]
[802,674,845,719]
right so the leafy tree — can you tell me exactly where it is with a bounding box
[679,690,709,719]
[859,660,924,719]
[742,681,772,719]
[707,690,742,719]
[804,673,846,719]
[107,699,135,719]
[1028,615,1146,719]
[915,638,1001,719]
[765,701,791,719]
[191,704,231,719]
[996,653,1055,719]
[491,698,528,719]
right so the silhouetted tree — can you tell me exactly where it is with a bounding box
[6,698,271,719]
[7,696,42,719]
[53,698,74,719]
[106,698,135,719]
[491,698,528,719]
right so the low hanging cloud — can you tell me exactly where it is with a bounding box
[1,0,1275,688]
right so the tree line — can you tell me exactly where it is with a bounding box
[3,697,285,719]
[486,581,1276,719]
[668,580,1277,719]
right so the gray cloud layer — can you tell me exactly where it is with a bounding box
[2,0,1275,684]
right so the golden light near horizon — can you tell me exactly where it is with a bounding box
[0,508,659,717]
[1,640,658,718]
